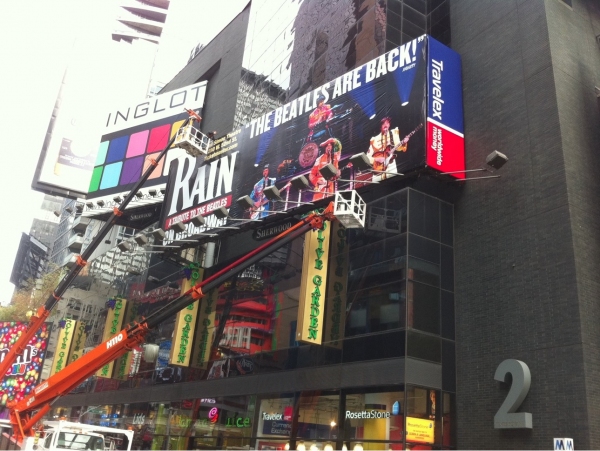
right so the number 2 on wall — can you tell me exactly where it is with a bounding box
[494,359,533,429]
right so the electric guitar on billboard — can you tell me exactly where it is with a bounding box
[371,123,423,172]
[250,183,291,219]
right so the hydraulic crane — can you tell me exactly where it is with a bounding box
[0,109,205,439]
[8,202,336,442]
[0,109,204,383]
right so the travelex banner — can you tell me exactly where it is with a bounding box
[0,322,50,406]
[161,35,463,242]
[86,81,207,201]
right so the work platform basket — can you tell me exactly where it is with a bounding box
[173,123,212,157]
[334,190,366,229]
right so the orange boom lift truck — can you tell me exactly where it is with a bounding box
[0,107,365,448]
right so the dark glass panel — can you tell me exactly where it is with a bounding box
[405,0,427,14]
[440,244,454,292]
[441,290,455,340]
[440,201,453,246]
[408,257,440,287]
[387,9,402,30]
[402,17,426,40]
[386,23,402,47]
[403,4,427,28]
[408,281,440,334]
[442,392,456,447]
[387,0,403,16]
[343,330,406,362]
[408,233,440,264]
[406,331,441,362]
[442,340,456,392]
[346,281,406,335]
[408,190,426,236]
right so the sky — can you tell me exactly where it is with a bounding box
[0,0,248,305]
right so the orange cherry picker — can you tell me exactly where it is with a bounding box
[8,201,336,443]
[0,106,364,445]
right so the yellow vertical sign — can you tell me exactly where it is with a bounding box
[114,299,139,380]
[170,272,203,367]
[67,321,87,365]
[114,351,134,380]
[297,222,331,344]
[324,222,348,348]
[50,319,76,376]
[190,287,218,369]
[96,298,127,378]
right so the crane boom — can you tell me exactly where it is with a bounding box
[0,110,202,385]
[8,203,335,441]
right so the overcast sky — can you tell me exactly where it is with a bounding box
[0,0,248,305]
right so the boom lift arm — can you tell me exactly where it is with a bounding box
[8,204,335,441]
[0,110,203,383]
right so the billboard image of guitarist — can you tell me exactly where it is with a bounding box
[367,116,422,180]
[309,137,342,201]
[249,165,276,219]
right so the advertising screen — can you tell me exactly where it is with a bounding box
[0,322,50,406]
[86,81,207,203]
[161,36,463,242]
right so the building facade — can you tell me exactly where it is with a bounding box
[39,0,600,450]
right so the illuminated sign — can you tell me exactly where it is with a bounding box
[425,38,465,178]
[161,35,464,244]
[170,275,202,367]
[86,81,207,204]
[406,417,434,444]
[345,410,391,419]
[96,298,127,378]
[190,288,217,369]
[50,319,76,376]
[226,417,251,428]
[324,222,347,348]
[208,407,219,423]
[0,322,49,406]
[296,223,331,344]
[67,320,87,364]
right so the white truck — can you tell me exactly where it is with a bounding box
[0,420,133,451]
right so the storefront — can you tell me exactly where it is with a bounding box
[63,384,453,450]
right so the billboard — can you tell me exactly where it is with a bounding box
[67,320,87,365]
[160,36,463,243]
[0,322,50,406]
[96,298,127,378]
[49,318,76,376]
[32,68,109,199]
[169,275,202,367]
[86,81,207,204]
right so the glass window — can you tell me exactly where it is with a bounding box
[442,392,456,447]
[405,386,441,446]
[343,389,405,449]
[346,281,406,336]
[441,290,455,340]
[403,4,426,28]
[342,330,406,362]
[442,340,456,392]
[440,244,454,291]
[440,201,453,246]
[408,281,440,334]
[407,331,441,362]
[408,257,440,287]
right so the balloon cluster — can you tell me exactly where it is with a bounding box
[0,322,48,406]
